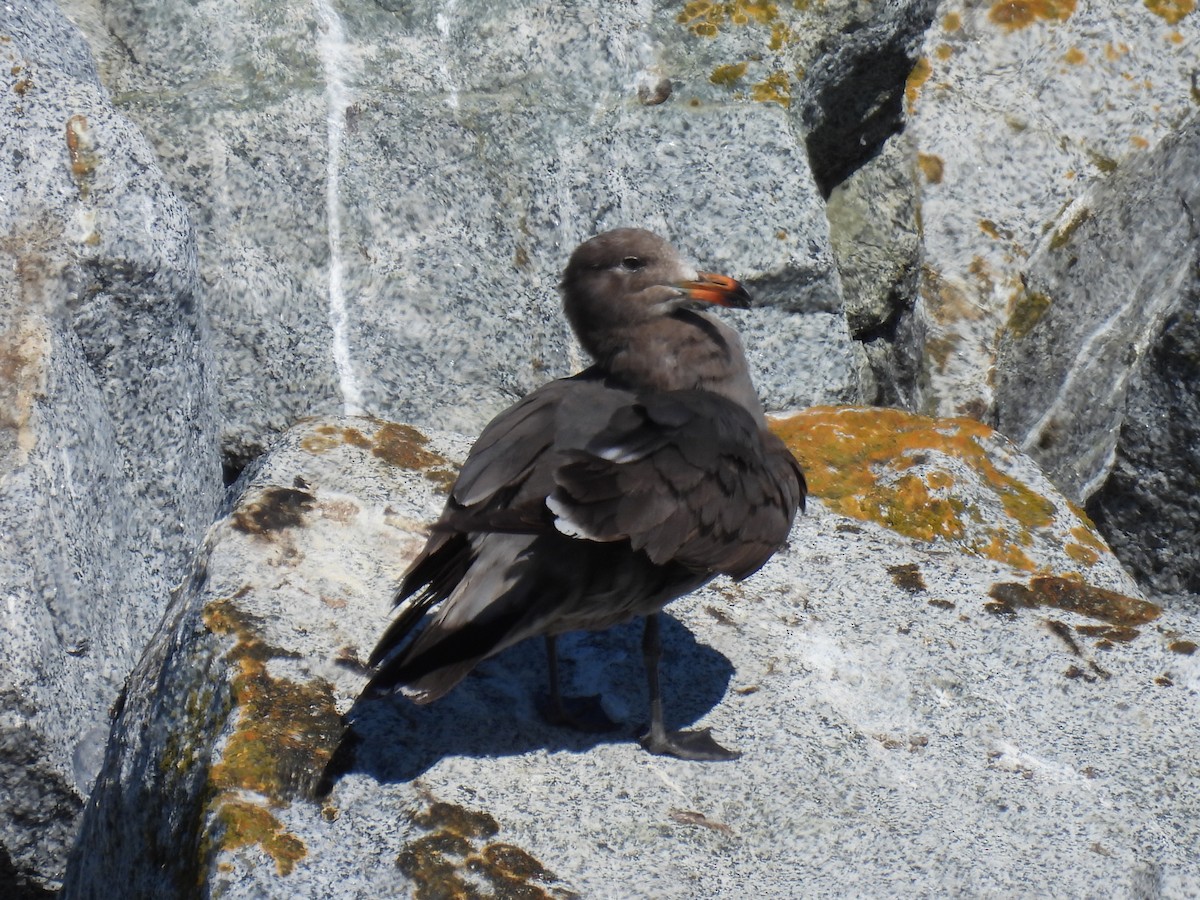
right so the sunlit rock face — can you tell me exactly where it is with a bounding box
[4,0,1200,894]
[63,0,910,470]
[0,0,222,892]
[907,1,1198,423]
[63,415,1200,898]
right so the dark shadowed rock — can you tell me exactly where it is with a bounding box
[1086,302,1200,594]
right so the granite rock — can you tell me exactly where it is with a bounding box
[60,0,880,469]
[0,0,222,890]
[1086,300,1200,595]
[63,413,1200,897]
[992,113,1200,591]
[908,0,1200,419]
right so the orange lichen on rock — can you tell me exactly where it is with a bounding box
[750,70,792,106]
[905,57,932,114]
[988,0,1077,31]
[1144,0,1195,26]
[988,575,1159,626]
[301,421,457,491]
[397,799,565,899]
[201,599,342,875]
[917,153,945,184]
[770,407,1074,571]
[213,801,307,876]
[710,62,749,86]
[65,114,97,198]
[677,0,783,36]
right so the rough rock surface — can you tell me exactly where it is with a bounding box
[992,113,1200,590]
[1086,300,1200,595]
[908,0,1200,419]
[58,0,893,468]
[993,113,1200,503]
[3,0,1200,894]
[826,134,925,408]
[0,0,222,891]
[64,414,1200,897]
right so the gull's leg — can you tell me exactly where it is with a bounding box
[537,634,619,733]
[638,614,740,761]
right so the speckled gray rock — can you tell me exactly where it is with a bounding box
[58,0,888,467]
[0,0,221,890]
[909,0,1200,419]
[63,413,1200,897]
[826,133,925,407]
[991,112,1200,595]
[993,113,1200,503]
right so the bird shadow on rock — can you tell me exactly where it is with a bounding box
[326,614,736,787]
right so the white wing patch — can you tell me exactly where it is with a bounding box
[547,494,619,541]
[593,443,642,464]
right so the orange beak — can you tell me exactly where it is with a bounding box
[677,272,752,309]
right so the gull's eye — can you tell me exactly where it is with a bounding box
[620,256,646,272]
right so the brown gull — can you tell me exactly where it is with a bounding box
[364,228,805,760]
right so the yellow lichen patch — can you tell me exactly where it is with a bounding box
[924,333,957,373]
[213,799,307,876]
[1064,542,1100,565]
[397,799,565,899]
[371,422,456,483]
[1005,287,1052,339]
[202,599,342,873]
[927,470,954,490]
[905,57,932,114]
[750,70,792,106]
[677,0,781,36]
[300,423,371,453]
[302,421,458,492]
[1104,41,1131,60]
[1063,46,1086,64]
[981,219,1014,240]
[1131,135,1151,149]
[1144,0,1194,25]
[770,407,1063,569]
[982,534,1038,571]
[768,20,796,50]
[679,3,810,106]
[1069,524,1108,552]
[943,11,962,30]
[923,266,985,324]
[1049,204,1092,249]
[917,153,945,184]
[1086,149,1119,173]
[935,43,954,61]
[988,576,1159,626]
[203,599,343,799]
[710,62,748,86]
[988,0,1077,32]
